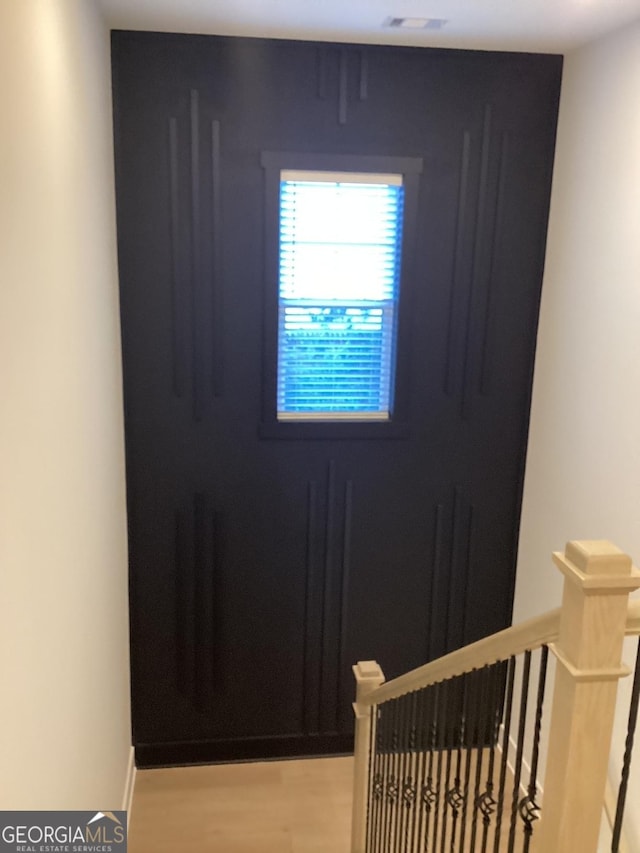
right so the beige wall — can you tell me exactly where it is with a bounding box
[0,0,131,808]
[514,17,640,849]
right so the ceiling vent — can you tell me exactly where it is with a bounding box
[385,17,448,30]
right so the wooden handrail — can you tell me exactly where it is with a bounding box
[362,598,638,709]
[627,598,640,635]
[362,607,561,707]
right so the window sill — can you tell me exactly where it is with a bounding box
[258,420,410,440]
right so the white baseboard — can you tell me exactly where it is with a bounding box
[122,746,136,820]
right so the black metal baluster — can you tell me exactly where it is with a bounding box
[392,696,406,853]
[440,678,458,853]
[366,704,379,853]
[469,666,488,851]
[364,651,555,853]
[389,699,401,851]
[423,683,439,851]
[440,679,454,853]
[459,669,477,852]
[612,639,640,851]
[418,684,440,851]
[381,699,396,853]
[412,687,428,852]
[493,656,516,853]
[404,692,419,853]
[508,651,532,852]
[379,701,393,853]
[520,646,549,851]
[395,694,408,853]
[398,694,410,851]
[449,673,468,851]
[372,703,385,853]
[403,693,417,852]
[405,693,416,849]
[479,662,501,853]
[371,704,385,853]
[432,680,446,851]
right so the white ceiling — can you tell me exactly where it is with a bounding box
[99,0,640,53]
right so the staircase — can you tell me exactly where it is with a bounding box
[350,541,640,852]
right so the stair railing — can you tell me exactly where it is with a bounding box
[351,540,640,853]
[609,606,640,853]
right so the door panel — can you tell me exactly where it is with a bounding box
[112,32,562,766]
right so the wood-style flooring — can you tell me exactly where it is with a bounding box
[128,752,527,852]
[128,756,353,853]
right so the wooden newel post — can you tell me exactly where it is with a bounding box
[537,541,640,852]
[351,660,385,853]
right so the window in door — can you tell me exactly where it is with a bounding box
[260,152,422,439]
[277,171,404,422]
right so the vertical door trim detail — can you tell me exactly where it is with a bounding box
[461,105,492,420]
[174,509,188,694]
[317,48,328,99]
[210,509,222,684]
[338,50,348,125]
[211,119,224,399]
[193,491,207,707]
[359,52,369,101]
[304,480,319,734]
[336,478,354,728]
[461,502,474,648]
[190,89,205,421]
[445,131,471,395]
[319,459,337,731]
[445,487,474,653]
[480,132,509,395]
[428,503,445,661]
[168,117,186,398]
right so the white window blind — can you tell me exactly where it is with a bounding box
[277,171,404,421]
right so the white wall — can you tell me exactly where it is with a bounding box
[0,0,131,809]
[514,16,640,849]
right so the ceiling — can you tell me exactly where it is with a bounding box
[99,0,640,53]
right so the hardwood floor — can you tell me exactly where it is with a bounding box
[128,752,526,852]
[128,756,353,853]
